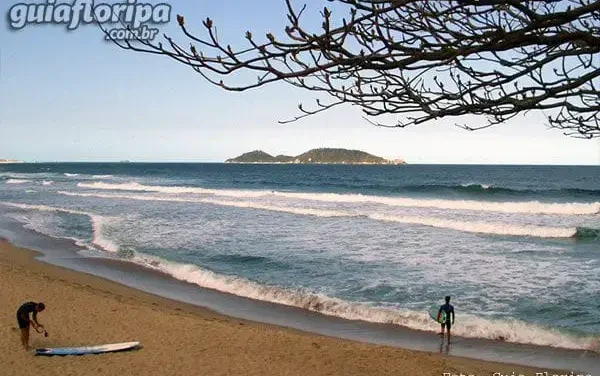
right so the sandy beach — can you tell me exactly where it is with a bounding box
[0,238,574,376]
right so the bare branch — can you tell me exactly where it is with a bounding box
[109,0,600,138]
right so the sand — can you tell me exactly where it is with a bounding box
[0,238,569,376]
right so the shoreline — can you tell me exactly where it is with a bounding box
[0,236,591,376]
[0,203,599,373]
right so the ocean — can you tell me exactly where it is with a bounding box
[1,163,599,352]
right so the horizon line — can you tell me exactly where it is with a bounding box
[2,161,599,166]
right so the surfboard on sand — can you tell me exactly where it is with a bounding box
[428,306,447,324]
[34,341,140,356]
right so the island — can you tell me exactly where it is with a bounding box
[225,148,406,165]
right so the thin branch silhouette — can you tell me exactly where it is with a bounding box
[107,0,600,138]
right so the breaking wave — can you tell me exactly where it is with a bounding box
[1,200,597,351]
[0,202,118,253]
[134,253,599,351]
[56,191,590,239]
[76,182,600,215]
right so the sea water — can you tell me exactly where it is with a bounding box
[0,163,598,351]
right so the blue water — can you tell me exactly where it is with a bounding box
[1,163,599,350]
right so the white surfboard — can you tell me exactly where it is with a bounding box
[34,341,140,356]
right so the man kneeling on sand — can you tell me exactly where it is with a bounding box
[16,301,45,350]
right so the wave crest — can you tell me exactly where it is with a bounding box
[55,191,588,239]
[1,200,596,350]
[134,253,596,350]
[6,179,30,184]
[77,182,600,215]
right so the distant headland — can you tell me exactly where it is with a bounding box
[0,159,24,164]
[225,148,406,165]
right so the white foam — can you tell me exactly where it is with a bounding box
[368,213,576,238]
[1,172,56,180]
[59,191,350,217]
[90,214,119,253]
[76,182,600,215]
[461,183,492,189]
[0,201,595,350]
[0,201,118,253]
[132,253,595,350]
[8,212,89,250]
[92,175,113,179]
[56,191,579,238]
[0,202,89,216]
[41,180,54,186]
[461,183,491,189]
[64,173,79,177]
[78,181,213,194]
[6,179,30,184]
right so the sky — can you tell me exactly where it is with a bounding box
[1,0,598,164]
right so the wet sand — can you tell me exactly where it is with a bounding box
[0,238,575,376]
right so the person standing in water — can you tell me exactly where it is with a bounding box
[438,296,455,341]
[16,302,45,350]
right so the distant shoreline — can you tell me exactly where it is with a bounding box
[0,160,24,164]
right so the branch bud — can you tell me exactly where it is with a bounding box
[177,14,184,27]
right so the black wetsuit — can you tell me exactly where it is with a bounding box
[439,303,454,330]
[16,302,38,329]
